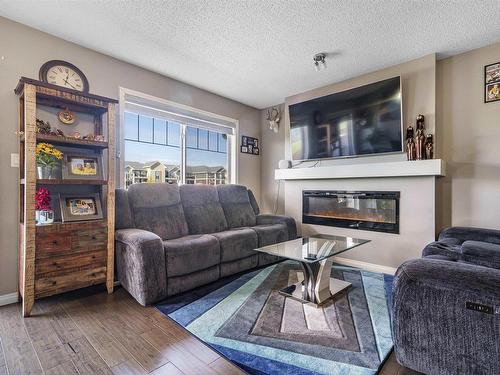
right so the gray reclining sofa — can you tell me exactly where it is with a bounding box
[114,183,297,305]
[392,226,500,375]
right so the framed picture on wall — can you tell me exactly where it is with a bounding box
[485,62,500,103]
[240,135,259,155]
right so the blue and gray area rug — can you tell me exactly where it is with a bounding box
[156,261,394,375]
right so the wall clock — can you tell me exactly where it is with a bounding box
[39,60,89,92]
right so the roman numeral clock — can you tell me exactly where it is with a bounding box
[39,60,90,92]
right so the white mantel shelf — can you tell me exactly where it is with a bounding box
[275,159,446,180]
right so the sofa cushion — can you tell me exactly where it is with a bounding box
[115,188,134,230]
[211,228,258,262]
[217,185,257,228]
[164,234,220,277]
[128,183,188,240]
[422,240,462,261]
[180,185,228,234]
[461,240,500,270]
[252,223,288,247]
[247,189,260,215]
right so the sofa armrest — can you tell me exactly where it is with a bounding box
[393,258,500,375]
[115,229,167,305]
[256,214,297,240]
[439,226,500,245]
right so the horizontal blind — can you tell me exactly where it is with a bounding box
[123,92,236,135]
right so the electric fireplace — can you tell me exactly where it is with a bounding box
[302,190,400,234]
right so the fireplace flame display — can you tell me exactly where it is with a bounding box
[302,191,400,234]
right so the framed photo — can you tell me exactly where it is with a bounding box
[62,153,103,180]
[240,135,260,155]
[485,82,500,103]
[59,193,103,222]
[484,62,500,103]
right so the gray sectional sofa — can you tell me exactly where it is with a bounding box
[114,183,297,305]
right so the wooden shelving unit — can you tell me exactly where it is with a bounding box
[15,77,117,317]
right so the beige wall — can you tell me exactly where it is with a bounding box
[436,42,500,231]
[0,17,261,296]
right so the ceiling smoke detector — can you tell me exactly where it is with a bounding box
[313,53,326,72]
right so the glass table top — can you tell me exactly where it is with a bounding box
[253,234,370,263]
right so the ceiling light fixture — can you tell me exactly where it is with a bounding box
[313,53,326,72]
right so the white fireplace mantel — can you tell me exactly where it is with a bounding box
[275,159,445,180]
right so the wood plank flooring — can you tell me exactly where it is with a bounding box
[0,287,421,375]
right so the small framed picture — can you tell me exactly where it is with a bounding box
[59,193,103,222]
[485,82,500,103]
[62,153,103,180]
[240,135,260,155]
[485,62,500,103]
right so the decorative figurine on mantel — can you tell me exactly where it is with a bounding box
[415,114,426,160]
[406,114,434,161]
[405,125,416,161]
[425,134,434,160]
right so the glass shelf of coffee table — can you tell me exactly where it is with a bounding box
[253,235,370,305]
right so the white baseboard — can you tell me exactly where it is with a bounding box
[0,292,19,307]
[332,256,398,275]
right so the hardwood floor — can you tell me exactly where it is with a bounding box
[0,287,421,375]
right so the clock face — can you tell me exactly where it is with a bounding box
[47,65,84,91]
[40,60,89,92]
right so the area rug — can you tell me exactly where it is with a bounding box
[156,261,394,375]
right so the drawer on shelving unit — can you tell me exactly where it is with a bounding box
[36,233,72,256]
[35,249,107,277]
[34,266,107,298]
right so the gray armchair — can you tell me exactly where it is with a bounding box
[393,227,500,375]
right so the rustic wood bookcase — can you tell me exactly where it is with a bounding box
[15,77,117,317]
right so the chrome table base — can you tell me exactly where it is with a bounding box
[279,257,351,305]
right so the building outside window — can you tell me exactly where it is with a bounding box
[121,91,236,188]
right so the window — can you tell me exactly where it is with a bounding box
[186,125,228,185]
[124,114,181,187]
[121,90,236,188]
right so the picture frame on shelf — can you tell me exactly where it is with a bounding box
[59,193,103,222]
[484,62,500,103]
[62,153,103,180]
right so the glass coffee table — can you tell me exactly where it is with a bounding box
[254,235,370,305]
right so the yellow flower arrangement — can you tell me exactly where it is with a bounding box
[36,143,63,167]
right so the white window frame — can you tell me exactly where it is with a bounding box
[118,87,238,187]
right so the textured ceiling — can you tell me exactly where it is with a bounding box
[1,1,500,109]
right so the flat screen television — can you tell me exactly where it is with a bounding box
[289,76,403,161]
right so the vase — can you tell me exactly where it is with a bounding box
[35,210,40,223]
[37,165,53,179]
[39,210,54,224]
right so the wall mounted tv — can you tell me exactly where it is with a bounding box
[289,76,403,161]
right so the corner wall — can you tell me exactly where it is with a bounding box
[436,42,500,231]
[0,16,261,297]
